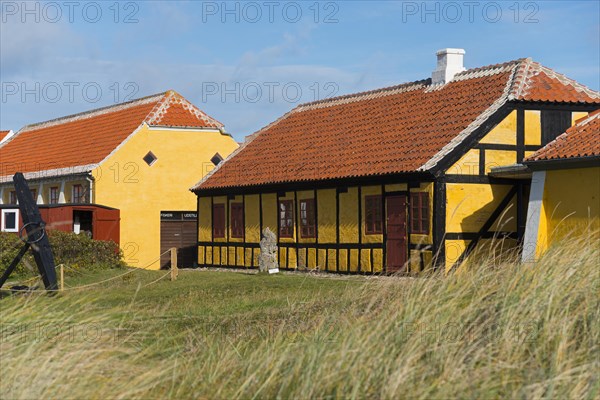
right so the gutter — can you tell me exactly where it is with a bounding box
[524,155,600,171]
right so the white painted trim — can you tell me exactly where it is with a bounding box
[1,208,20,232]
[0,165,97,183]
[146,126,222,133]
[522,170,546,262]
[59,181,66,204]
[37,183,44,204]
[0,130,14,145]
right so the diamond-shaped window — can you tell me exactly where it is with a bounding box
[143,151,157,166]
[211,153,223,166]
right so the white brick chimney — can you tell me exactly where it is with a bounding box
[431,48,466,85]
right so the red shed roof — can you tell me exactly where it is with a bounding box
[193,58,600,191]
[526,110,600,163]
[0,91,223,180]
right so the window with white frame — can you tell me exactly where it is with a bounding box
[1,209,19,232]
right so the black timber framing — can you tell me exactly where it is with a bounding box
[432,178,446,270]
[516,109,525,162]
[193,172,432,197]
[195,196,200,267]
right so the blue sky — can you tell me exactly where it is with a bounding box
[1,1,599,141]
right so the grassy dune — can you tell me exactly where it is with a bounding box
[1,240,598,399]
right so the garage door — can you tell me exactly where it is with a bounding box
[160,211,197,269]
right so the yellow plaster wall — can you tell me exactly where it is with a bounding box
[524,110,541,146]
[484,150,517,173]
[538,166,600,253]
[93,125,238,268]
[448,149,480,175]
[198,197,212,241]
[446,183,514,233]
[317,189,336,243]
[480,110,517,145]
[572,112,588,125]
[339,187,359,243]
[245,195,260,243]
[261,193,277,235]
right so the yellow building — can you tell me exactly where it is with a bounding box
[0,91,238,269]
[522,111,600,261]
[192,51,600,274]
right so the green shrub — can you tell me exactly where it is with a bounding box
[0,230,126,277]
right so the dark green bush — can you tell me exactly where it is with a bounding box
[0,230,126,277]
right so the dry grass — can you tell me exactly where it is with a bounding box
[1,239,598,399]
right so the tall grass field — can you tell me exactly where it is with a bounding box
[1,240,598,399]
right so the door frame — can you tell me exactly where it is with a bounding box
[384,193,409,273]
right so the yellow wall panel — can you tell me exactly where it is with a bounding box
[572,112,588,125]
[339,187,359,243]
[446,183,513,233]
[198,197,212,241]
[480,110,516,145]
[385,183,407,192]
[349,249,359,272]
[360,249,372,272]
[317,189,336,243]
[524,110,541,146]
[327,249,337,271]
[373,249,383,273]
[244,195,260,243]
[541,167,600,247]
[261,193,277,236]
[338,249,348,272]
[485,150,517,172]
[448,149,479,175]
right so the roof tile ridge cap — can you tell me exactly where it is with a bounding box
[19,92,165,133]
[508,58,532,100]
[532,62,600,99]
[418,63,518,172]
[295,79,430,111]
[191,108,297,190]
[452,59,523,83]
[146,90,225,129]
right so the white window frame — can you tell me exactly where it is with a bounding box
[1,209,20,233]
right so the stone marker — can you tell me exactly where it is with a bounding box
[259,227,279,274]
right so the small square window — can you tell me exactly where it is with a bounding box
[143,151,157,166]
[1,209,19,232]
[211,153,223,166]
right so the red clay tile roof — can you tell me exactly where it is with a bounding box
[0,91,223,179]
[0,131,11,141]
[193,59,600,191]
[525,110,600,162]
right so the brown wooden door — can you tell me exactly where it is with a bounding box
[160,220,197,268]
[386,195,407,273]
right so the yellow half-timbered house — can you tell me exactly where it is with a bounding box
[192,50,600,273]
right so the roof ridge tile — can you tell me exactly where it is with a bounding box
[19,92,167,133]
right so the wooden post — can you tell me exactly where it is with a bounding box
[170,248,178,281]
[60,264,64,292]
